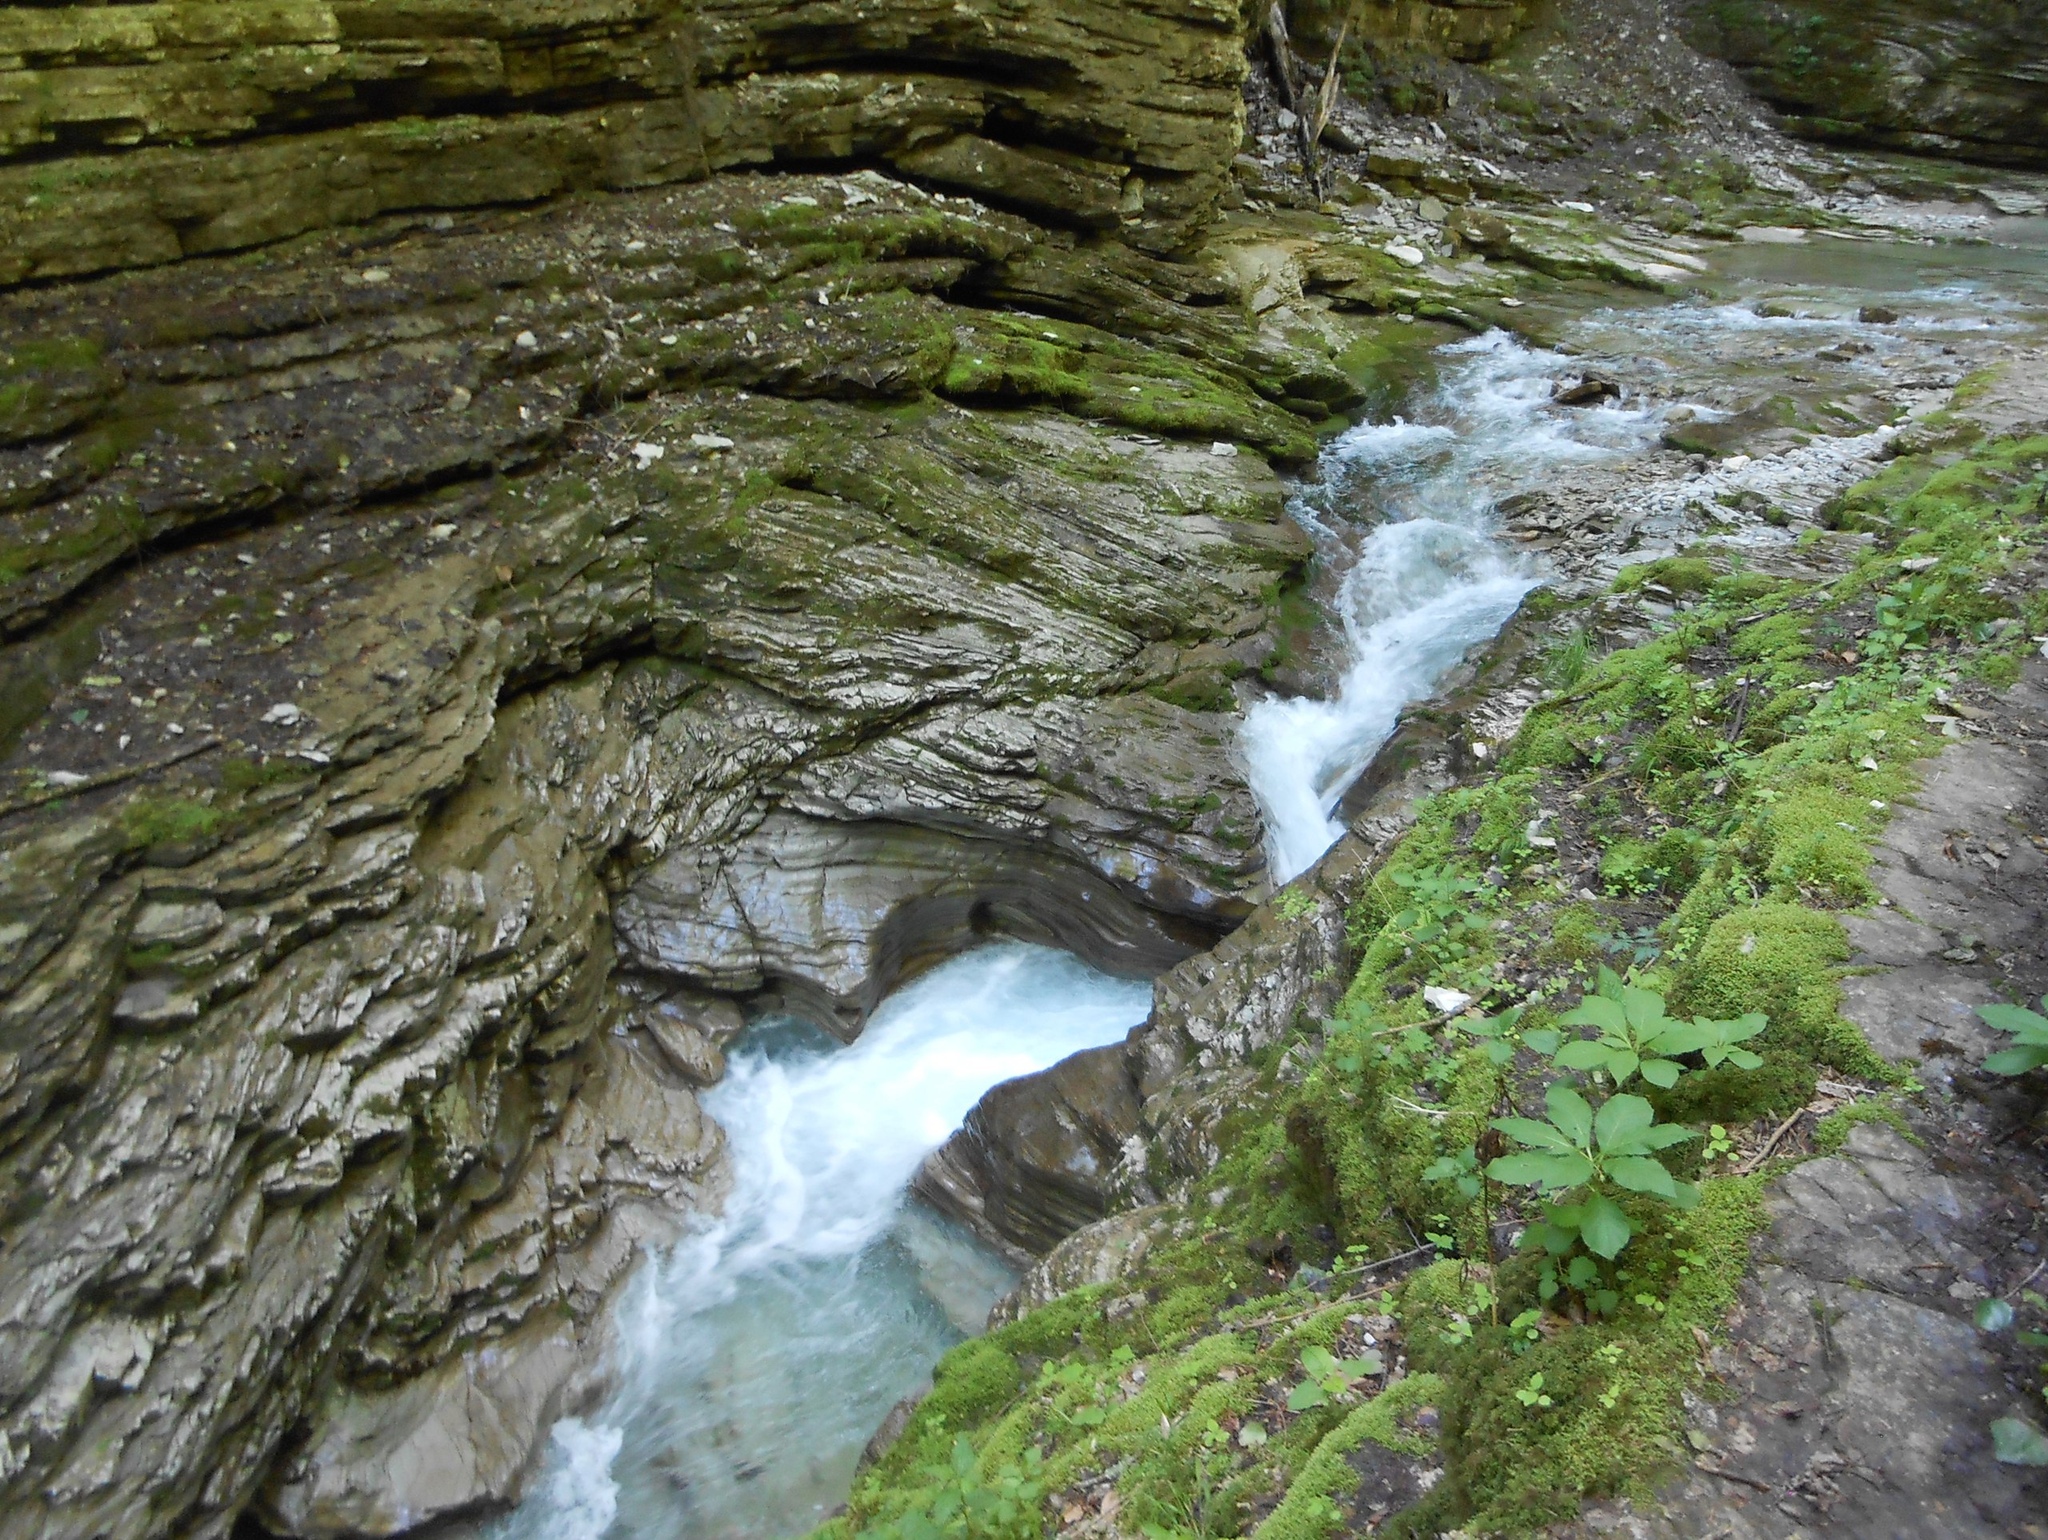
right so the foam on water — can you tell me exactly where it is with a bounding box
[492,943,1149,1540]
[1245,331,1664,882]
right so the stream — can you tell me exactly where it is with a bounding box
[494,944,1150,1540]
[491,224,2048,1540]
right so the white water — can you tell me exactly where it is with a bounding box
[494,943,1150,1540]
[1245,332,1666,882]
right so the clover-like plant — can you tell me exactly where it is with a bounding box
[1977,995,2048,1075]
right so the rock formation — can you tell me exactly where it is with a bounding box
[0,0,1387,1525]
[1685,0,2048,166]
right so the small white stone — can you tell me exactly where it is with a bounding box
[1558,200,1595,213]
[1422,986,1473,1015]
[360,268,390,282]
[690,433,736,451]
[46,770,88,788]
[1209,442,1238,457]
[236,552,256,565]
[1385,243,1427,268]
[1501,297,1524,308]
[632,441,666,467]
[262,702,302,726]
[1899,555,1939,572]
[514,330,538,348]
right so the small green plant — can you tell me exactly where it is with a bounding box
[1555,971,1764,1087]
[1976,995,2048,1074]
[1513,1372,1553,1409]
[1488,1084,1698,1262]
[1285,1342,1383,1410]
[864,1438,1046,1540]
[1383,867,1492,970]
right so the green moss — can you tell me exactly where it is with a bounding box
[120,795,223,851]
[1615,556,1714,595]
[1253,1374,1445,1540]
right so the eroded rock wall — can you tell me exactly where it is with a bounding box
[1685,0,2048,166]
[0,0,1248,282]
[0,57,1358,1538]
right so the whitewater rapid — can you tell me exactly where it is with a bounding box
[1244,331,1666,882]
[492,943,1149,1540]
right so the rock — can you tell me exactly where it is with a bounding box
[1385,243,1429,268]
[1552,375,1621,406]
[1859,304,1900,324]
[1689,0,2048,167]
[0,0,1251,282]
[914,1041,1146,1256]
[0,149,1336,1540]
[987,1205,1174,1325]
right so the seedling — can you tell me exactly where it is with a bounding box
[1976,995,2048,1074]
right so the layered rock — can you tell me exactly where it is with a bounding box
[1685,0,2048,166]
[0,0,1249,283]
[0,159,1359,1539]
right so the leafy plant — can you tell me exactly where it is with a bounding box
[1512,1372,1553,1409]
[1555,972,1763,1086]
[1286,1343,1383,1410]
[865,1439,1046,1540]
[1487,1084,1699,1261]
[1976,995,2048,1074]
[1383,867,1492,970]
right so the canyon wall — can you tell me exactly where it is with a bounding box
[0,0,1377,1533]
[1685,0,2048,166]
[0,0,1249,281]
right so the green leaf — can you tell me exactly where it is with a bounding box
[1633,1122,1699,1151]
[1610,1048,1642,1083]
[1975,1298,2015,1332]
[1593,1093,1656,1151]
[1667,1179,1701,1210]
[1546,1083,1594,1145]
[1976,1002,2048,1038]
[1580,1194,1635,1258]
[1639,1058,1683,1088]
[1555,1039,1612,1071]
[1983,1046,2048,1075]
[1621,984,1669,1032]
[1300,1344,1339,1379]
[1346,1351,1385,1376]
[1560,996,1627,1034]
[1287,1380,1330,1412]
[1525,1027,1562,1055]
[1488,1151,1595,1189]
[1605,1154,1680,1198]
[1991,1417,2048,1466]
[1493,1116,1576,1152]
[1723,1047,1764,1070]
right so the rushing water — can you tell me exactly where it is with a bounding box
[493,944,1150,1540]
[1244,332,1666,881]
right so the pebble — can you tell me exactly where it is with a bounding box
[1209,442,1238,457]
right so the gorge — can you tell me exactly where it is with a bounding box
[0,2,2045,1539]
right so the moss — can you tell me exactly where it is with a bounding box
[120,795,223,851]
[1614,556,1714,595]
[1252,1374,1445,1540]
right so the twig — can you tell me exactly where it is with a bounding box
[0,736,223,820]
[2003,1258,2046,1301]
[1736,1107,1806,1174]
[1307,16,1352,151]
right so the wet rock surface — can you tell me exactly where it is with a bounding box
[0,157,1346,1540]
